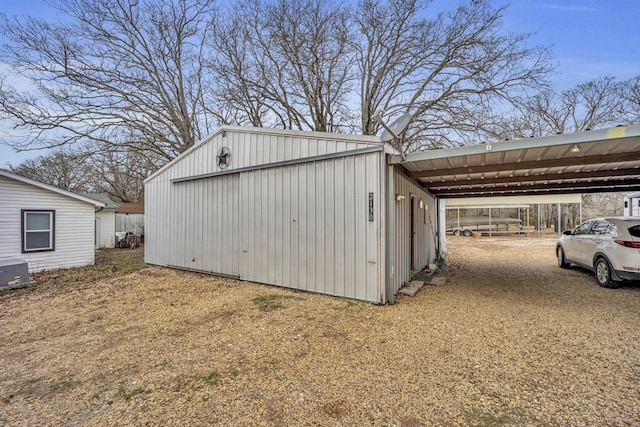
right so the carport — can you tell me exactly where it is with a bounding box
[389,125,640,251]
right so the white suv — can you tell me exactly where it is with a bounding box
[556,217,640,288]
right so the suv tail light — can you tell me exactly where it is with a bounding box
[615,240,640,248]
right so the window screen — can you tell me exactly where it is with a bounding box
[22,210,55,252]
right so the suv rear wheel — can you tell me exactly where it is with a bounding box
[594,258,621,289]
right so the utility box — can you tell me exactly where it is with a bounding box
[0,258,32,289]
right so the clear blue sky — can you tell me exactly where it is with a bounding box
[1,0,639,167]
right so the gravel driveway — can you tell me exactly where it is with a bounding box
[1,237,639,426]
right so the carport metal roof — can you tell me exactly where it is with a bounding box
[390,125,640,198]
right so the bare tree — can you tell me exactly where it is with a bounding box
[620,75,640,125]
[86,144,155,203]
[8,141,153,202]
[0,0,217,162]
[1,0,555,160]
[354,0,553,152]
[210,0,356,132]
[583,193,624,218]
[493,76,626,140]
[7,147,94,192]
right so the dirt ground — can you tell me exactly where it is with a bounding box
[1,238,639,426]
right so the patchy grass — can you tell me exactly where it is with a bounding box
[117,384,152,402]
[463,407,550,427]
[49,377,73,393]
[252,294,284,311]
[200,371,220,386]
[0,247,146,301]
[2,237,640,425]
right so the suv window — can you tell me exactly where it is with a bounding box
[573,221,592,235]
[590,221,616,235]
[629,225,640,238]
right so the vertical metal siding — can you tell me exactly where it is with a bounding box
[238,152,383,302]
[145,129,387,302]
[148,128,381,184]
[168,174,241,275]
[392,169,436,295]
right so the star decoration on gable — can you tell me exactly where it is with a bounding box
[217,146,231,169]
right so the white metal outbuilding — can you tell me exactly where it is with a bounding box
[146,124,640,303]
[145,126,436,304]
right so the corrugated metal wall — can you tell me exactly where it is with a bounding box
[169,174,241,276]
[147,127,381,183]
[145,128,386,303]
[239,153,383,302]
[391,169,436,294]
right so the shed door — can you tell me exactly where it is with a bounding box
[410,197,416,270]
[170,174,241,276]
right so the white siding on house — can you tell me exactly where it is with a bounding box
[95,209,115,248]
[0,175,96,272]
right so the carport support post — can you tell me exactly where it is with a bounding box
[489,208,492,237]
[557,203,561,235]
[385,163,395,305]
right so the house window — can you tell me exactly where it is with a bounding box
[22,210,55,253]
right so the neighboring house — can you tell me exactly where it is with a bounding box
[115,203,144,237]
[145,126,436,304]
[81,193,117,249]
[0,169,104,272]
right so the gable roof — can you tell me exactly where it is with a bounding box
[0,169,105,207]
[145,125,384,183]
[80,193,118,209]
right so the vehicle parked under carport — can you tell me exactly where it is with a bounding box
[446,215,523,237]
[556,217,640,288]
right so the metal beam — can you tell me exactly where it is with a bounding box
[409,152,640,179]
[171,145,384,183]
[390,124,640,164]
[437,185,640,198]
[431,179,640,197]
[423,167,640,188]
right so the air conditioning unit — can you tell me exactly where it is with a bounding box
[0,258,33,289]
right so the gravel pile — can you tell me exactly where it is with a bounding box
[1,237,639,426]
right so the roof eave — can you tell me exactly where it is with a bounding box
[0,169,105,207]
